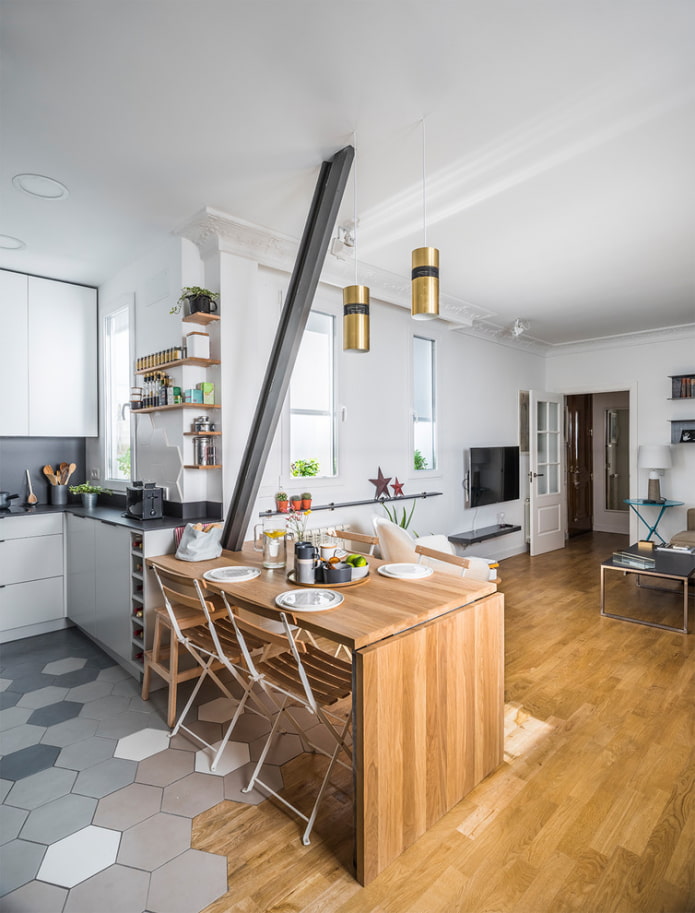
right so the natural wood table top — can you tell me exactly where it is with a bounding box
[147,544,497,650]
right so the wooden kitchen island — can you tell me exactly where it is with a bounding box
[148,545,504,884]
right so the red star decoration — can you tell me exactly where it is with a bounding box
[391,478,405,497]
[369,467,392,499]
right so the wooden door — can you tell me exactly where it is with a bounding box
[566,393,593,537]
[529,391,565,556]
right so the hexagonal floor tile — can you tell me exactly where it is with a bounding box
[0,838,46,896]
[40,715,99,748]
[0,804,29,844]
[97,664,131,683]
[4,766,76,810]
[43,657,87,676]
[63,863,150,913]
[0,723,46,755]
[56,736,118,772]
[16,686,69,709]
[0,744,60,781]
[135,747,194,787]
[223,761,284,806]
[93,782,163,830]
[72,757,137,799]
[0,878,68,911]
[36,825,120,889]
[117,811,191,870]
[148,848,227,913]
[20,792,97,844]
[194,740,250,776]
[0,706,31,731]
[78,694,130,720]
[161,772,224,818]
[115,727,170,761]
[27,701,83,728]
[197,697,236,723]
[65,679,114,703]
[95,710,168,740]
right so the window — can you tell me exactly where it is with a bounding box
[412,335,437,471]
[104,306,131,483]
[289,311,335,478]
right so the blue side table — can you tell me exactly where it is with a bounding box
[624,499,684,544]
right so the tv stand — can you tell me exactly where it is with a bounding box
[448,523,521,546]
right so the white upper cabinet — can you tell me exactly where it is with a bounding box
[0,270,29,434]
[0,269,98,436]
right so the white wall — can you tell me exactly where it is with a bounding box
[546,330,695,543]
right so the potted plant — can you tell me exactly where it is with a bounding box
[290,494,303,511]
[290,458,319,477]
[275,491,289,513]
[69,483,111,509]
[301,491,312,509]
[170,286,220,316]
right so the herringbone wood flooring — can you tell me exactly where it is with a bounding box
[194,532,695,913]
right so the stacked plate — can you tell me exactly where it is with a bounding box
[275,589,344,612]
[202,566,260,583]
[377,563,433,580]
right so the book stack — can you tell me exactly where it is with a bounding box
[612,551,656,570]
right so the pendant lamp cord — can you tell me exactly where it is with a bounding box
[353,130,358,287]
[422,117,427,247]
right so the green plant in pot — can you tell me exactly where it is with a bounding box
[69,483,111,509]
[275,491,289,513]
[170,286,219,316]
[301,491,312,509]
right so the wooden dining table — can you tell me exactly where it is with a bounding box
[148,544,505,885]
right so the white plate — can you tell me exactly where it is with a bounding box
[275,589,344,612]
[202,566,261,583]
[377,563,433,579]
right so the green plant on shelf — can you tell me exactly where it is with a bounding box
[170,286,219,315]
[69,483,112,495]
[290,458,319,477]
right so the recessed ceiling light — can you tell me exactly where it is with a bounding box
[12,173,69,200]
[0,234,26,250]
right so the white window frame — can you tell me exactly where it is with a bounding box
[411,334,438,475]
[101,293,135,491]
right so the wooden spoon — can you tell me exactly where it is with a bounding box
[64,463,77,486]
[58,462,69,485]
[43,465,58,485]
[26,469,38,504]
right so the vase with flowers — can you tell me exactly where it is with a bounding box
[286,509,312,543]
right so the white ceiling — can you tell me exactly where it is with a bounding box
[2,1,694,347]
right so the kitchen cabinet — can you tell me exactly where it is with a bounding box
[66,515,130,668]
[0,514,65,641]
[0,269,97,436]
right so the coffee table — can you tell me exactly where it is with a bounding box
[600,544,695,633]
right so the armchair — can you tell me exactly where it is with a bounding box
[670,508,695,548]
[372,517,499,583]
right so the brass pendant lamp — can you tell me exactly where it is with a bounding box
[344,132,370,352]
[411,118,439,320]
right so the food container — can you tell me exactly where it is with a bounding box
[185,331,210,359]
[316,562,352,584]
[192,416,215,433]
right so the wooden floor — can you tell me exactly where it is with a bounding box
[194,532,695,913]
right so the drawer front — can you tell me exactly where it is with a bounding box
[0,534,63,585]
[0,514,63,540]
[0,576,65,631]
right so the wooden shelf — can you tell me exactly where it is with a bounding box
[133,403,221,414]
[183,312,220,326]
[183,464,222,470]
[135,357,220,374]
[448,524,521,546]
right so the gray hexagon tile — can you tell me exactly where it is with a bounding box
[72,757,137,799]
[161,772,224,818]
[28,701,83,727]
[95,709,168,740]
[223,761,284,806]
[36,824,120,888]
[43,657,87,675]
[16,686,69,709]
[78,694,131,720]
[0,678,10,692]
[97,664,131,683]
[0,706,31,731]
[4,766,77,810]
[147,848,228,913]
[0,743,61,781]
[63,863,150,913]
[0,803,29,844]
[56,735,119,771]
[117,811,191,870]
[194,739,250,776]
[135,748,194,787]
[198,696,237,723]
[20,792,97,844]
[0,722,46,755]
[0,690,19,710]
[40,715,99,747]
[0,838,46,895]
[93,782,163,830]
[65,679,115,703]
[0,878,68,911]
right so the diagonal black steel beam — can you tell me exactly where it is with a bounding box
[222,144,354,550]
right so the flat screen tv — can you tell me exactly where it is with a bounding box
[465,446,520,508]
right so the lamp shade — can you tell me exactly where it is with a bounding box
[637,444,672,470]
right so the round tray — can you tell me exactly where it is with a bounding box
[287,570,370,589]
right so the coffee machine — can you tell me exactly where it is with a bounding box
[125,481,164,520]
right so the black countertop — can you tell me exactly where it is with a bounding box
[0,503,219,532]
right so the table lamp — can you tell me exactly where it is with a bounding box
[637,444,672,501]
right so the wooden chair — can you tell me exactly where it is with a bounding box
[210,586,352,845]
[142,564,262,770]
[324,527,378,556]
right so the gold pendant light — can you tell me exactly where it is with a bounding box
[411,118,439,320]
[344,132,370,352]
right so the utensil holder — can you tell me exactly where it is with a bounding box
[50,485,68,506]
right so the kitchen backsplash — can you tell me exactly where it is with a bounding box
[0,437,86,505]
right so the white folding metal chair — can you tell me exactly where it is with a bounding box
[213,589,352,845]
[150,565,264,771]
